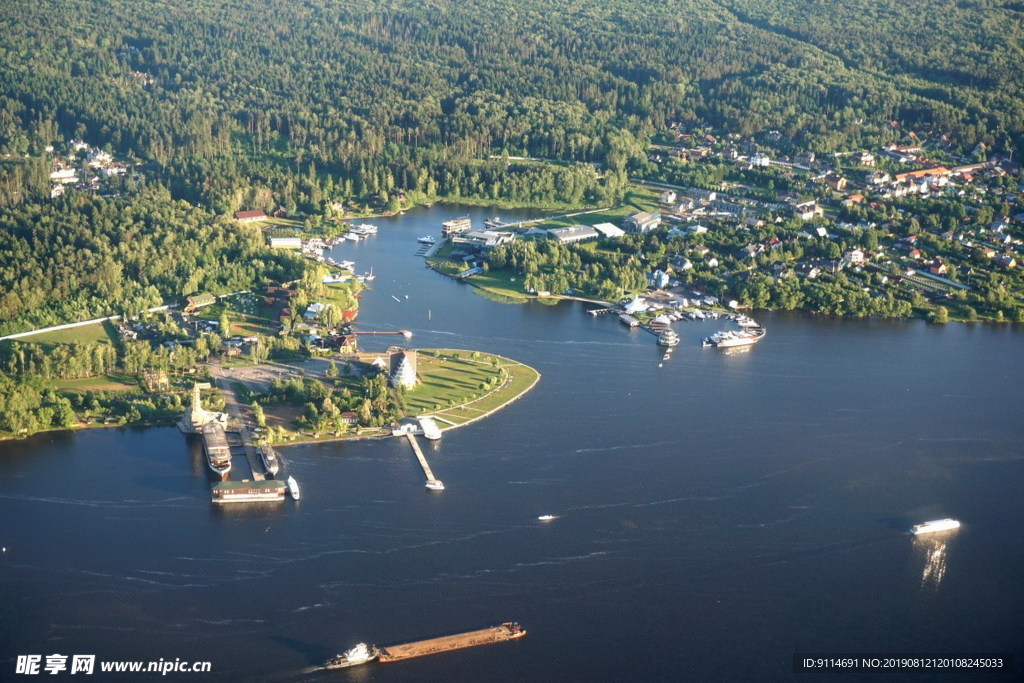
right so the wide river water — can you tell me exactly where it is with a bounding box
[1,205,1022,681]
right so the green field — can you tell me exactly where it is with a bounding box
[14,321,118,345]
[52,374,139,393]
[404,349,540,426]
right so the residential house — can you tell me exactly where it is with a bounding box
[649,269,671,289]
[994,254,1017,269]
[659,190,677,204]
[824,175,848,192]
[843,248,865,264]
[304,302,325,320]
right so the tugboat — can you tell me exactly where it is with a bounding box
[657,328,680,347]
[324,643,379,670]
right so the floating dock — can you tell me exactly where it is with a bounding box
[377,622,526,663]
[211,479,286,504]
[405,433,444,490]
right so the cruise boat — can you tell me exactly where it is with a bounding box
[201,422,232,477]
[911,518,960,535]
[324,643,379,670]
[702,326,766,348]
[352,223,378,234]
[417,235,436,244]
[657,328,680,347]
[287,476,301,500]
[259,445,280,476]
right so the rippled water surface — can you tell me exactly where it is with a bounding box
[2,206,1022,681]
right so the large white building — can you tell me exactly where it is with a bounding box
[389,349,418,390]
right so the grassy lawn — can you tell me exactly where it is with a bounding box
[16,321,118,345]
[464,271,531,302]
[53,374,139,393]
[405,349,540,426]
[533,185,661,230]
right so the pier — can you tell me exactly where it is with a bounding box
[210,366,266,481]
[405,433,444,490]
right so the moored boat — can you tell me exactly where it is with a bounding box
[657,328,680,347]
[201,422,232,477]
[259,444,280,476]
[417,235,436,244]
[287,475,301,500]
[703,326,765,348]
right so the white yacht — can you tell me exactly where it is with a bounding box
[911,518,960,535]
[657,328,680,347]
[287,476,301,500]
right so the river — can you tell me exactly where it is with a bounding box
[1,205,1022,681]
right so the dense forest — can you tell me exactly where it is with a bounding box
[0,187,306,334]
[2,0,1023,213]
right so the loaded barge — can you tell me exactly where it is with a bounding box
[323,622,525,670]
[378,622,526,662]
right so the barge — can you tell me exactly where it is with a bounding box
[211,479,286,504]
[377,622,525,663]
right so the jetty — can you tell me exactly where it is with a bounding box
[378,622,525,663]
[405,433,444,490]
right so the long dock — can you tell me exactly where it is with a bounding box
[405,433,443,490]
[378,623,526,663]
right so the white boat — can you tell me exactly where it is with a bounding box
[259,445,280,476]
[344,233,361,241]
[417,235,436,244]
[353,223,378,234]
[911,518,960,535]
[537,514,557,521]
[324,643,379,670]
[337,260,356,270]
[736,316,759,328]
[657,329,680,347]
[286,476,301,500]
[425,480,445,491]
[703,326,765,348]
